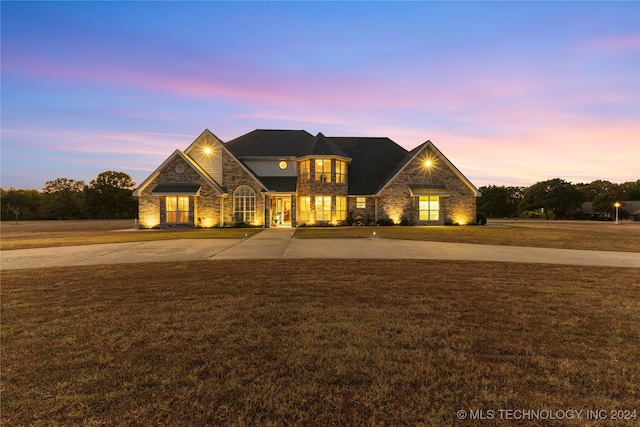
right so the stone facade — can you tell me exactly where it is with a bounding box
[296,158,349,225]
[220,149,265,226]
[378,145,477,225]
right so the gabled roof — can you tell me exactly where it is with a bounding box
[225,129,314,157]
[132,150,225,196]
[330,137,409,195]
[376,140,481,197]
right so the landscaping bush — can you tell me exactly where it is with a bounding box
[477,212,487,225]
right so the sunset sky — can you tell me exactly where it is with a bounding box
[1,1,638,190]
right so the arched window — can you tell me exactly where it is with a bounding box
[234,186,255,223]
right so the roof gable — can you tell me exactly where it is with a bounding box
[132,150,224,196]
[300,133,350,158]
[376,140,480,197]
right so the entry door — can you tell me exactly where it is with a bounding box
[275,196,292,226]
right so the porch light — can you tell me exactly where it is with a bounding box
[204,147,212,155]
[424,160,432,168]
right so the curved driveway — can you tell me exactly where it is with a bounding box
[1,228,638,270]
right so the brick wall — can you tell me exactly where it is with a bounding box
[378,145,477,225]
[220,149,266,226]
[137,155,222,228]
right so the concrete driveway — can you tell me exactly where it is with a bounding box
[1,228,638,270]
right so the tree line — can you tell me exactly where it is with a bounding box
[1,171,137,221]
[2,174,639,222]
[477,179,640,220]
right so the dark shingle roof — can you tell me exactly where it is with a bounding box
[330,137,409,195]
[300,133,349,158]
[152,182,201,195]
[224,130,314,157]
[259,177,298,192]
[223,130,412,195]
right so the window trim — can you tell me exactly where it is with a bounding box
[315,195,332,221]
[315,159,331,183]
[419,196,440,221]
[336,196,347,221]
[233,186,256,223]
[336,160,346,184]
[166,196,190,223]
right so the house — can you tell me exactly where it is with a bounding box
[133,129,481,228]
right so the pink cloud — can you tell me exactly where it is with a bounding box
[576,34,640,55]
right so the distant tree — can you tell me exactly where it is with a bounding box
[86,171,137,219]
[519,178,584,219]
[619,180,640,201]
[477,185,523,218]
[1,187,44,221]
[42,178,86,219]
[575,180,620,202]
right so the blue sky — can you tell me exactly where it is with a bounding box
[1,1,638,190]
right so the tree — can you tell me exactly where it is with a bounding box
[1,187,44,221]
[477,185,524,218]
[576,180,620,202]
[519,178,584,219]
[86,171,137,219]
[42,178,86,219]
[620,180,640,201]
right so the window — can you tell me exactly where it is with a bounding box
[300,160,310,183]
[336,196,347,221]
[234,186,255,223]
[315,196,331,221]
[299,196,311,222]
[356,197,366,209]
[335,160,346,184]
[419,196,440,221]
[166,196,190,223]
[315,159,331,183]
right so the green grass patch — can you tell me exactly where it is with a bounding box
[2,260,639,426]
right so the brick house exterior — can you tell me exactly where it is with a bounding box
[133,129,480,228]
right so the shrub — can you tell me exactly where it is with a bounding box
[376,218,395,226]
[477,212,487,225]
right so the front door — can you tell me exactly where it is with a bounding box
[274,196,292,226]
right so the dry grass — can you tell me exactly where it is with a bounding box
[2,219,640,253]
[2,260,639,426]
[0,220,263,250]
[295,220,640,252]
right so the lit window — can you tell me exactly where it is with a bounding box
[166,196,190,223]
[234,186,255,223]
[300,160,310,183]
[336,160,346,184]
[299,196,311,222]
[356,197,366,209]
[336,196,347,221]
[315,196,331,221]
[315,159,331,183]
[419,196,440,221]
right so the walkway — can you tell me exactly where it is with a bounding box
[1,227,638,270]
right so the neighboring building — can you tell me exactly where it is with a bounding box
[133,129,480,228]
[573,201,640,221]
